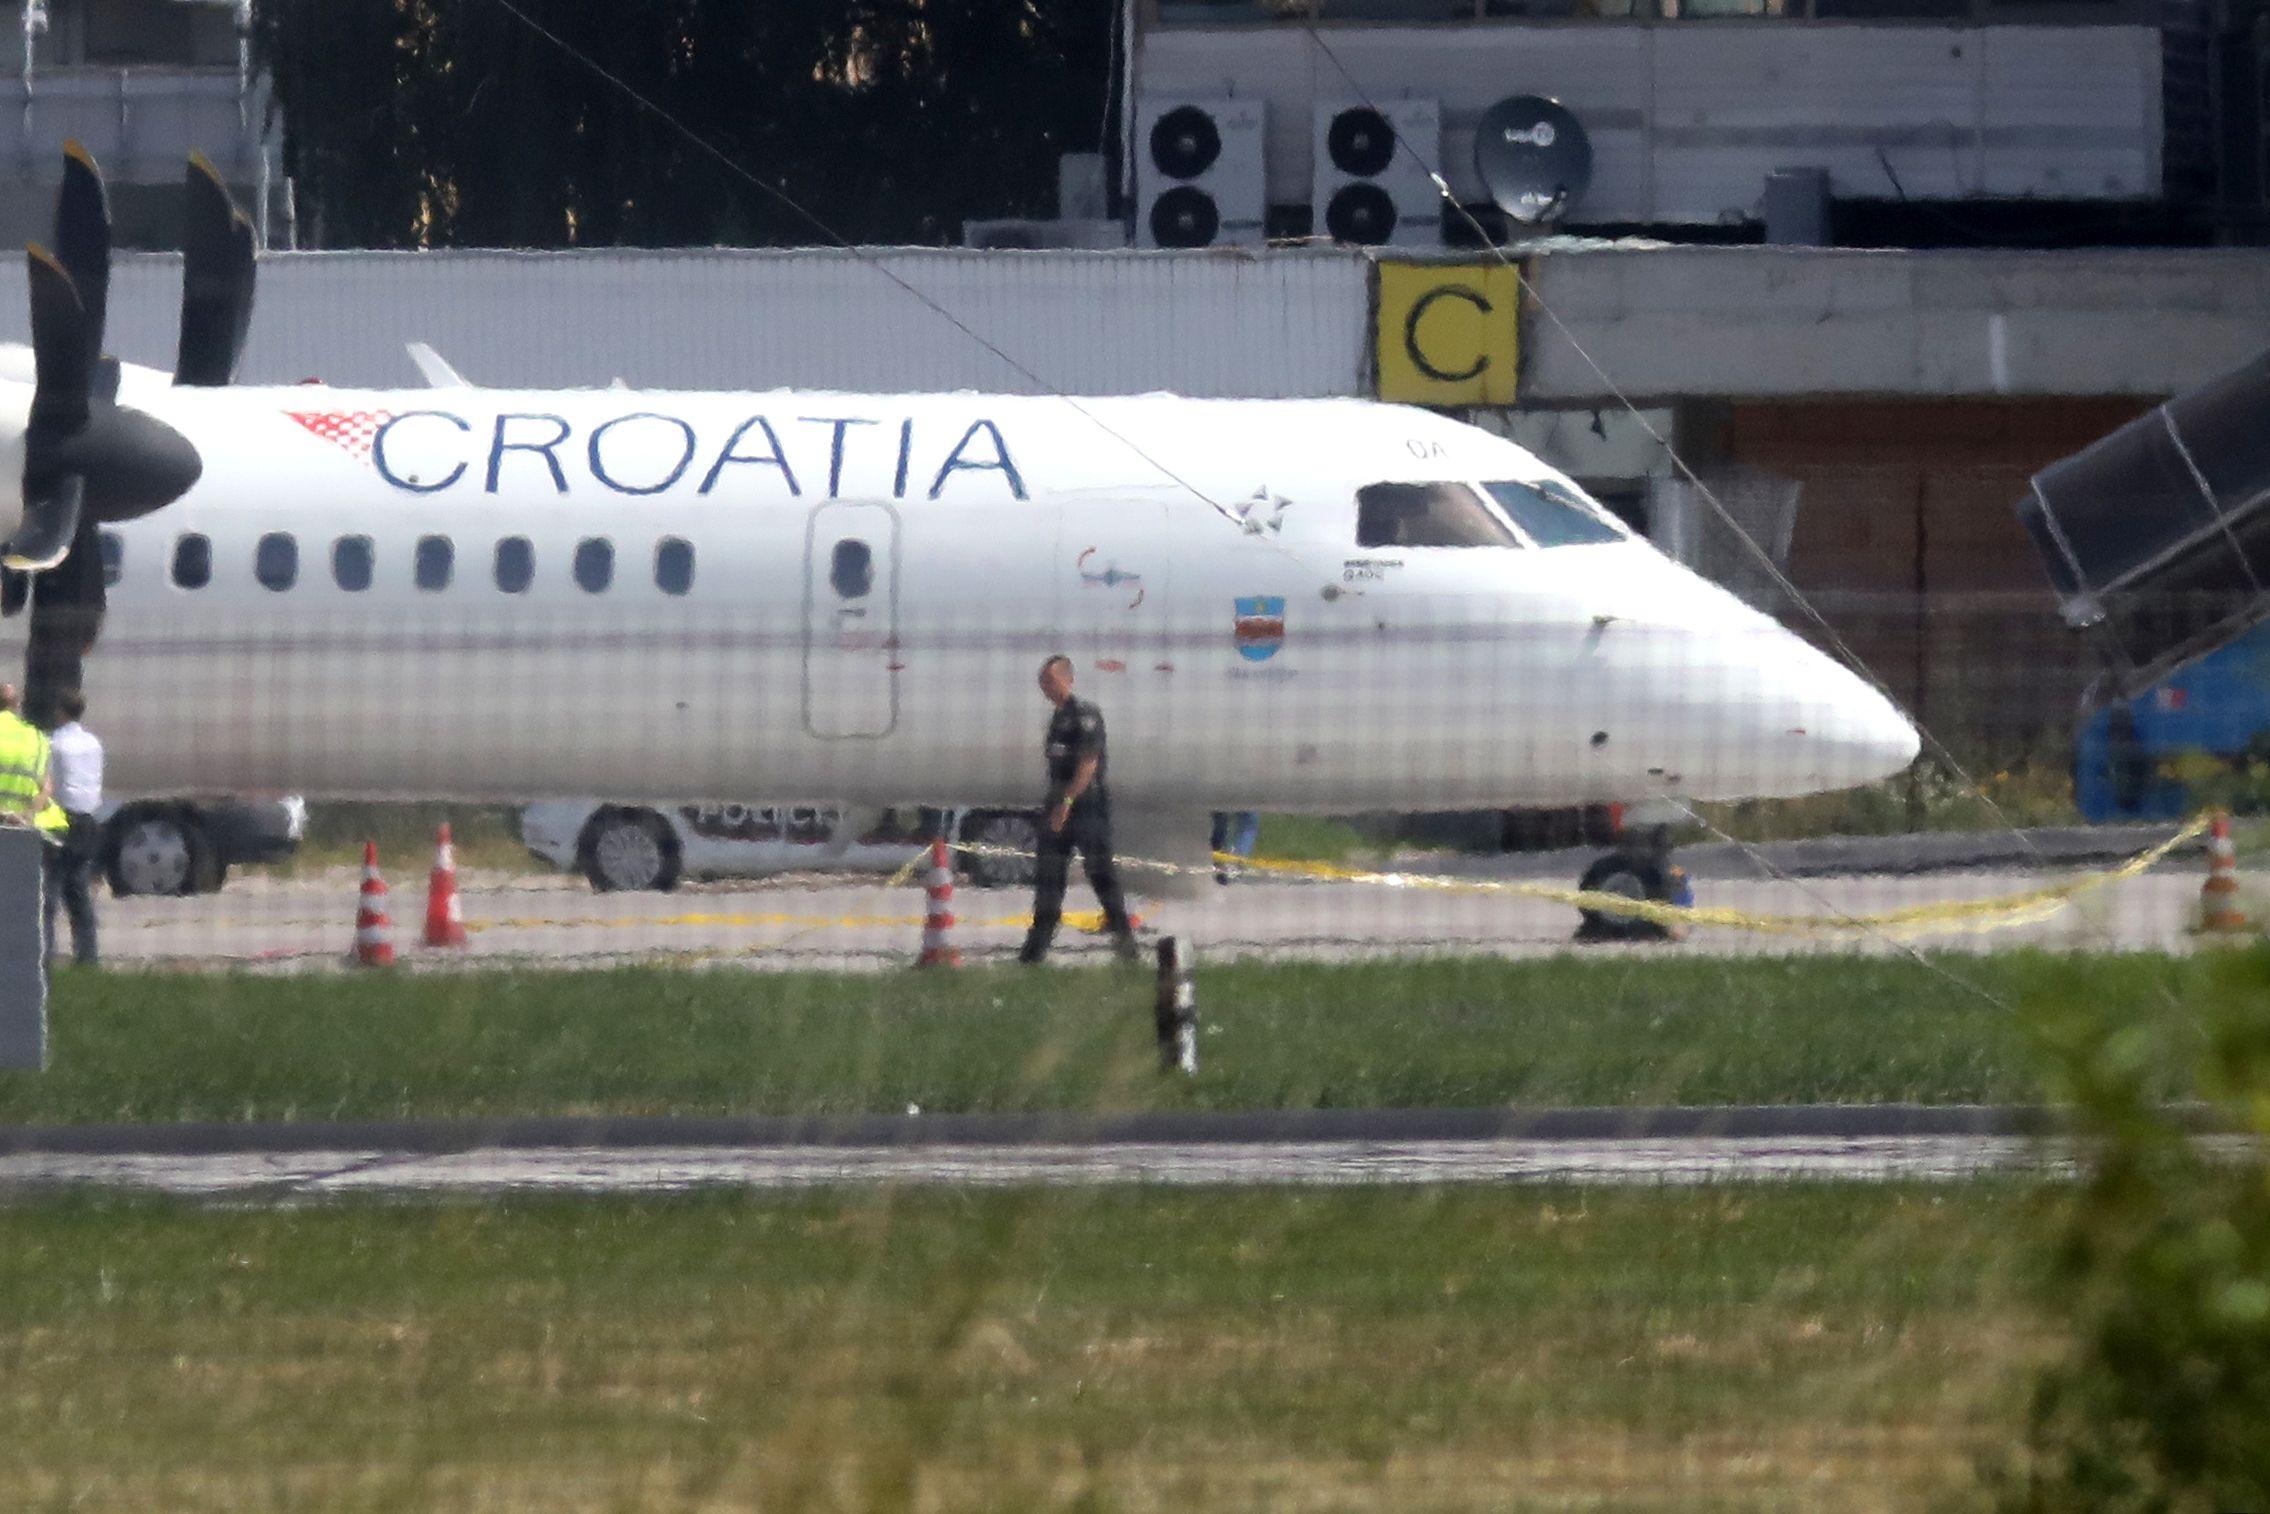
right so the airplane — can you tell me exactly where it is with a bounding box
[0,146,1918,910]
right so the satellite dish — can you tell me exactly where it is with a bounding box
[1472,96,1592,226]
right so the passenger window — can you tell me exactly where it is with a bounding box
[494,536,534,594]
[97,530,122,587]
[573,537,613,594]
[1482,479,1627,548]
[415,535,454,591]
[171,532,211,589]
[655,537,694,596]
[1355,482,1519,549]
[830,539,873,599]
[254,532,298,592]
[333,535,374,592]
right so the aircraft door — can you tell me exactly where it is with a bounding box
[802,501,901,739]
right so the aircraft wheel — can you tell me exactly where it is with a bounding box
[580,807,680,893]
[1574,852,1671,943]
[957,810,1038,888]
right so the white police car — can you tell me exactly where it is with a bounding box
[518,800,1039,892]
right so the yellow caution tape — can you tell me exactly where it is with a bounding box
[957,812,2218,941]
[882,849,929,889]
[128,815,2219,946]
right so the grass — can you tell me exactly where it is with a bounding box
[270,802,535,876]
[1695,761,2085,843]
[1253,813,1380,864]
[0,952,2204,1124]
[0,1184,2043,1511]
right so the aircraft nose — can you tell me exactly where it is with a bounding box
[1801,663,1922,788]
[1686,625,1923,799]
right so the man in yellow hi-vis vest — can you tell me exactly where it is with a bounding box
[0,684,67,842]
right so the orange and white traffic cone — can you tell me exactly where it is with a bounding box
[355,841,395,967]
[2200,809,2248,934]
[916,837,960,968]
[424,822,469,948]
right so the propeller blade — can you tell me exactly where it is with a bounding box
[25,246,90,442]
[54,141,110,365]
[0,569,25,619]
[4,474,82,573]
[176,152,256,387]
[24,512,104,727]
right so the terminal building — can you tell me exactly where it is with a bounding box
[2,0,2267,757]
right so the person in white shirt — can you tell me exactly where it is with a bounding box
[44,690,101,967]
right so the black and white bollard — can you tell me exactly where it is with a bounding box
[1154,936,1198,1075]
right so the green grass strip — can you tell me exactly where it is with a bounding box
[0,1185,2039,1510]
[4,952,2203,1124]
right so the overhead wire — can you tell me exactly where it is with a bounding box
[482,0,2131,968]
[478,0,1323,572]
[1289,19,2112,945]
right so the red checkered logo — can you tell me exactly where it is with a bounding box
[286,410,393,462]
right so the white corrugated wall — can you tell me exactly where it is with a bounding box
[0,245,1375,397]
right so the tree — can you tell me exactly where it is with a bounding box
[250,0,1116,249]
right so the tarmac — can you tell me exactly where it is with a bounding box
[95,825,2217,970]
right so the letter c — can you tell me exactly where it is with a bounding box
[372,410,470,493]
[1404,284,1492,385]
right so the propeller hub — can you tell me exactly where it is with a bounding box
[69,403,202,522]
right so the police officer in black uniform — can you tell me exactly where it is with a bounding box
[1019,654,1141,964]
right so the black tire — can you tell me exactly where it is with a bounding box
[579,807,681,893]
[105,806,212,898]
[956,810,1039,888]
[1574,852,1671,943]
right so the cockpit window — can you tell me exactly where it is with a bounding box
[1482,479,1627,547]
[1355,482,1520,549]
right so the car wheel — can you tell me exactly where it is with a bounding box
[1574,852,1670,943]
[106,808,207,898]
[580,808,680,893]
[958,810,1039,888]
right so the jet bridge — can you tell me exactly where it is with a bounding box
[2018,346,2270,697]
[2019,347,2270,821]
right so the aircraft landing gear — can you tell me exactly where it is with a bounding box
[1573,823,1680,944]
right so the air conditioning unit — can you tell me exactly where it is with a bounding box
[1135,96,1266,249]
[1312,98,1442,247]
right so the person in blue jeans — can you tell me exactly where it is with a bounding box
[1209,811,1260,884]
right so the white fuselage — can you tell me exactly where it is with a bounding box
[0,378,1919,811]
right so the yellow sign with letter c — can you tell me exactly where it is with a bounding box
[1374,261,1521,406]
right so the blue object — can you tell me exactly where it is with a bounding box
[2074,620,2270,822]
[1209,811,1260,859]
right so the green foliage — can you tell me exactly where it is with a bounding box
[1997,943,2270,1511]
[2164,747,2270,820]
[249,0,1115,248]
[283,802,529,873]
[1699,757,2082,842]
